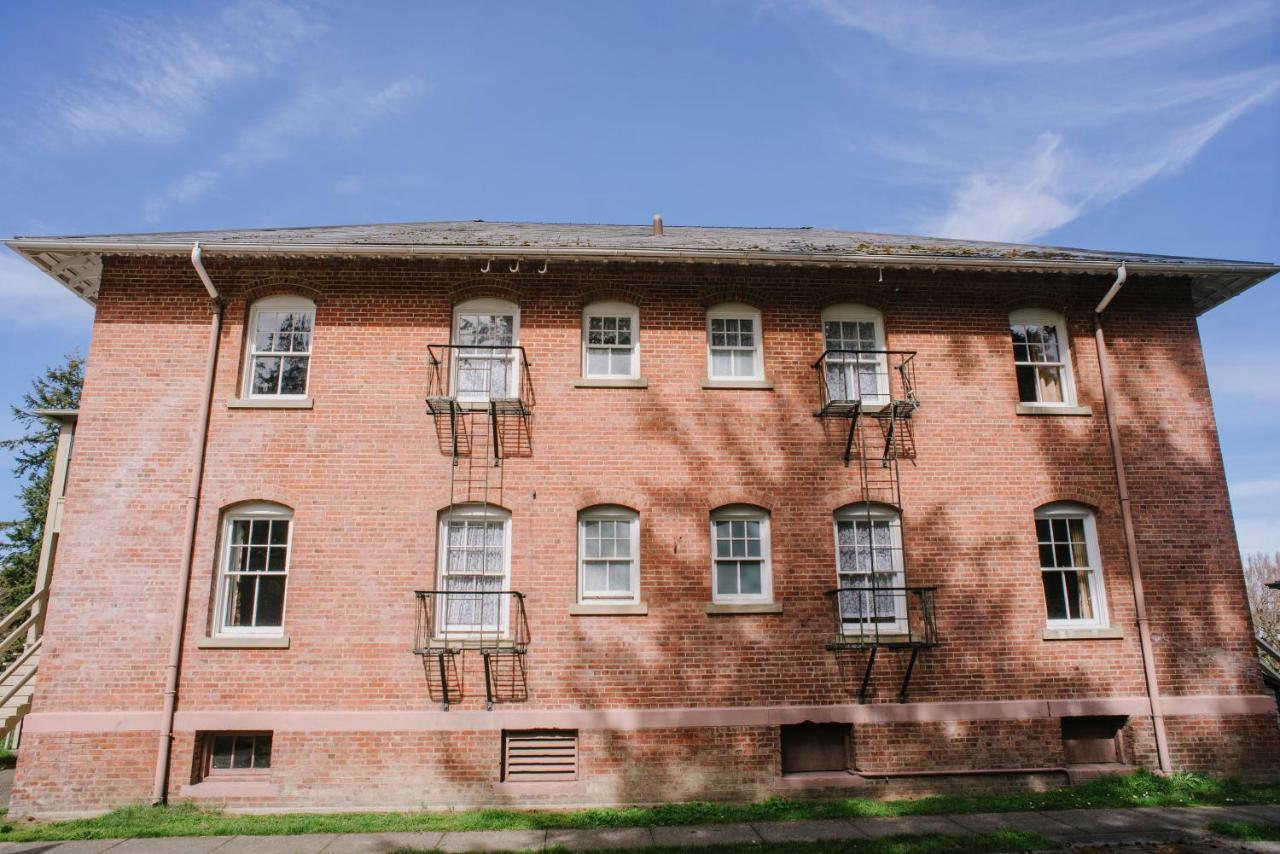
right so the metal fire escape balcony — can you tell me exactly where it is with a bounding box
[425,344,534,461]
[813,349,919,468]
[826,586,938,703]
[414,590,529,711]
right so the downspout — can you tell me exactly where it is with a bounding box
[151,243,222,804]
[1093,263,1172,773]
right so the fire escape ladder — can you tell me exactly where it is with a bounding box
[815,349,936,704]
[418,345,532,710]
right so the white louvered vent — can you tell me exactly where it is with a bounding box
[502,730,578,782]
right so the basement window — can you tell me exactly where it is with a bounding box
[1061,716,1127,765]
[202,732,272,777]
[502,730,578,782]
[780,723,851,774]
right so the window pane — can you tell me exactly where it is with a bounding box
[252,736,272,768]
[609,348,632,375]
[584,563,607,593]
[1043,572,1068,620]
[1035,518,1051,542]
[232,736,253,769]
[607,561,631,591]
[586,349,609,375]
[711,349,732,376]
[211,735,233,769]
[226,576,254,628]
[1039,543,1055,567]
[739,561,762,594]
[252,357,281,395]
[732,350,754,376]
[255,576,286,627]
[266,546,287,572]
[280,357,308,394]
[246,546,267,572]
[1015,364,1038,402]
[1064,570,1083,618]
[716,562,738,595]
[1036,366,1064,402]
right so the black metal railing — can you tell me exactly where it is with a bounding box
[426,345,535,409]
[813,349,918,415]
[825,586,938,650]
[414,589,529,654]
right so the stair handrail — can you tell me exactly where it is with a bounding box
[0,586,48,638]
[0,636,42,695]
[0,638,42,710]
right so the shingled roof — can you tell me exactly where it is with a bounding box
[7,219,1277,313]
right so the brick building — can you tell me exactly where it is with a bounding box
[3,220,1278,817]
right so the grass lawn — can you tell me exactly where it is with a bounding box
[1208,819,1280,842]
[390,830,1056,854]
[0,770,1275,843]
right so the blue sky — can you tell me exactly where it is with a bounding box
[0,1,1277,552]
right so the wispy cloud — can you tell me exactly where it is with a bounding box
[799,0,1266,65]
[792,0,1280,242]
[46,0,322,146]
[144,75,427,221]
[1231,477,1280,500]
[0,251,94,328]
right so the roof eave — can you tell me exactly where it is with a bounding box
[7,238,1277,315]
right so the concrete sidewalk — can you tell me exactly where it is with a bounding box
[0,804,1277,853]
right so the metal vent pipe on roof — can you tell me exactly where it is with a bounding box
[652,214,663,236]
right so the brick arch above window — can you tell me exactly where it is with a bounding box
[576,284,646,309]
[444,280,524,305]
[240,280,324,305]
[696,287,767,309]
[701,492,778,514]
[574,488,647,514]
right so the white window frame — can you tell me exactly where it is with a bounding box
[451,298,521,403]
[242,296,316,399]
[436,504,513,637]
[710,505,772,604]
[214,502,293,638]
[1010,308,1077,406]
[577,505,641,604]
[1036,503,1108,629]
[833,504,907,634]
[706,303,764,381]
[821,304,889,408]
[582,301,640,379]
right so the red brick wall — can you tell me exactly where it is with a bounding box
[11,254,1277,815]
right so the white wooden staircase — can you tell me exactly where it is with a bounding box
[0,588,47,741]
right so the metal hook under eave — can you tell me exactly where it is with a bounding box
[538,258,549,275]
[509,259,521,274]
[480,258,492,274]
[878,267,884,283]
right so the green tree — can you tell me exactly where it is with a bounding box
[0,353,83,615]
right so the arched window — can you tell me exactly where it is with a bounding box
[578,505,640,603]
[215,502,293,636]
[1010,308,1077,406]
[437,504,511,632]
[706,303,764,381]
[1035,503,1107,627]
[833,504,905,631]
[452,298,520,402]
[821,304,888,407]
[710,504,772,603]
[243,295,315,398]
[582,301,640,379]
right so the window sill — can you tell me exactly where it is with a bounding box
[706,602,783,615]
[181,779,278,799]
[702,379,774,390]
[569,602,649,616]
[1043,626,1123,641]
[197,635,291,649]
[1016,403,1092,417]
[227,397,313,410]
[573,377,650,388]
